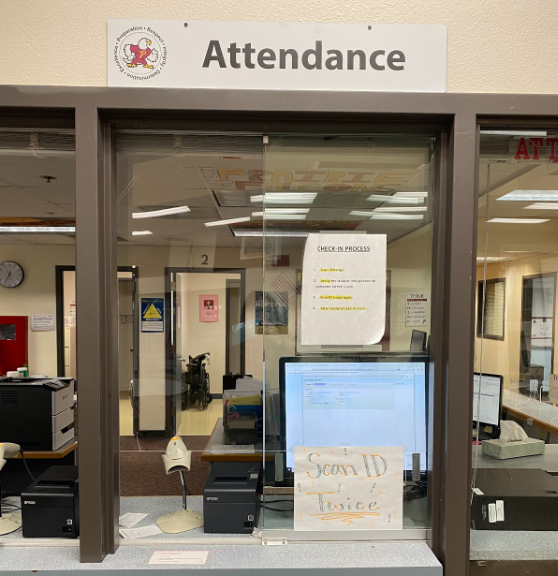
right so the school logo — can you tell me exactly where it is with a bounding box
[113,27,168,81]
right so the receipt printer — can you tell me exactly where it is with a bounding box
[203,462,261,534]
[21,466,79,538]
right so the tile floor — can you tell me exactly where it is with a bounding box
[119,393,222,437]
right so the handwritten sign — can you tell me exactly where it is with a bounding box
[294,446,403,531]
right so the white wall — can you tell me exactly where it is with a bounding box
[2,1,556,93]
[0,245,74,377]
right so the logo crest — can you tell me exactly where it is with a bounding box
[113,27,167,80]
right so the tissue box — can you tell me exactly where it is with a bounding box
[482,438,545,460]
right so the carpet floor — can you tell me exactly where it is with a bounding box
[120,436,210,497]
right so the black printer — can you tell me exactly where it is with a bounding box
[203,462,261,534]
[21,465,79,538]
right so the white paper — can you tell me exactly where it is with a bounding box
[31,314,55,332]
[108,21,446,93]
[119,512,148,528]
[301,234,386,345]
[472,488,484,496]
[148,551,209,565]
[119,524,162,539]
[496,500,505,522]
[294,446,403,531]
[405,293,429,327]
[488,503,497,524]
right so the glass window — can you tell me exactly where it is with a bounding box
[115,132,264,540]
[473,130,558,565]
[477,278,506,340]
[261,135,437,535]
[0,128,76,538]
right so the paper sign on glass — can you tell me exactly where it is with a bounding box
[294,446,403,531]
[300,234,386,345]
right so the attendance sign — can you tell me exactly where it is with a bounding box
[108,20,446,92]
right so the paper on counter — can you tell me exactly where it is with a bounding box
[119,524,162,539]
[148,551,209,565]
[119,512,148,528]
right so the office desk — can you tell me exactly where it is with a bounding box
[473,443,558,472]
[201,419,274,463]
[502,389,558,438]
[16,438,77,460]
[2,438,77,495]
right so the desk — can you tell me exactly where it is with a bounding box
[16,438,77,460]
[502,390,558,438]
[201,418,274,463]
[2,438,77,495]
[1,495,442,575]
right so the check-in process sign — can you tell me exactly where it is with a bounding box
[108,20,446,92]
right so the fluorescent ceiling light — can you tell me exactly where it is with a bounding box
[204,217,251,227]
[524,203,558,210]
[481,130,548,136]
[132,205,190,219]
[366,194,423,205]
[370,213,424,220]
[0,226,76,233]
[476,256,506,263]
[394,191,428,198]
[373,206,427,213]
[350,211,375,217]
[264,214,307,220]
[132,230,153,236]
[233,230,309,237]
[497,190,558,202]
[250,193,317,205]
[487,218,549,224]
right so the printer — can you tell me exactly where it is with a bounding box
[471,468,558,531]
[21,465,79,538]
[204,462,261,534]
[0,377,75,451]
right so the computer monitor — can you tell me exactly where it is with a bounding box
[410,330,427,352]
[279,356,428,474]
[472,372,503,434]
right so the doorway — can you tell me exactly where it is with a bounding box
[165,267,245,437]
[56,265,140,433]
[520,273,557,398]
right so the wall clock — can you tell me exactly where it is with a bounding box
[0,261,24,288]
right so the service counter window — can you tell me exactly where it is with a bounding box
[0,128,77,540]
[115,131,264,540]
[473,130,558,568]
[261,135,437,538]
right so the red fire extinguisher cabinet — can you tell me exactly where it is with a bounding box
[0,316,28,375]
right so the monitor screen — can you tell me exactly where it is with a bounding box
[472,373,503,427]
[280,357,428,473]
[410,330,427,352]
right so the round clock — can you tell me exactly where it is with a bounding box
[0,261,24,288]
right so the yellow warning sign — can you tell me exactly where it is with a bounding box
[143,304,162,320]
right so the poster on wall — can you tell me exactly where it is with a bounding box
[405,292,429,327]
[532,317,553,347]
[199,295,219,322]
[300,233,386,346]
[294,446,404,531]
[31,314,55,332]
[255,291,289,335]
[141,298,164,332]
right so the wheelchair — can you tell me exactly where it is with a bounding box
[182,352,211,411]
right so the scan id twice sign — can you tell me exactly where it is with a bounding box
[108,20,446,92]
